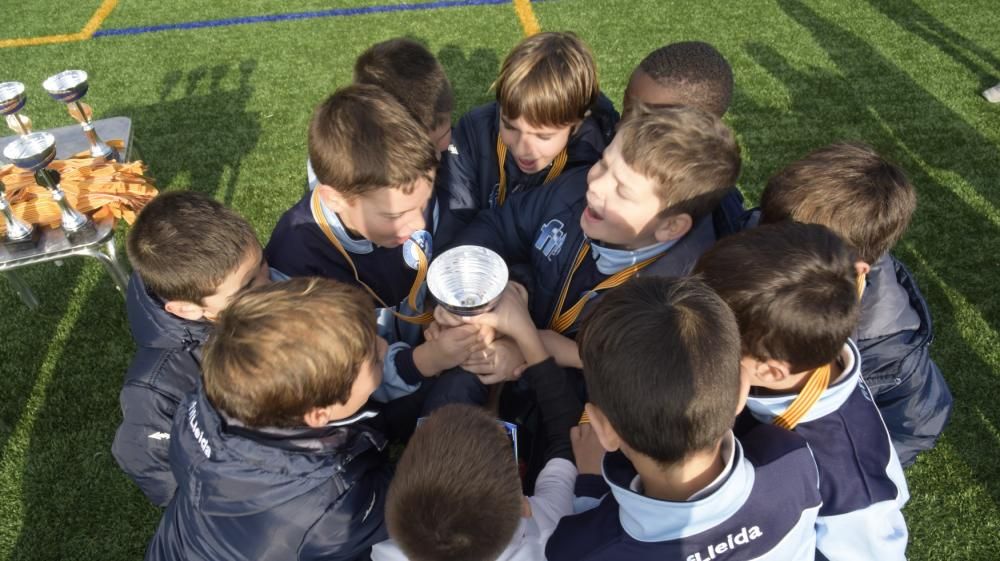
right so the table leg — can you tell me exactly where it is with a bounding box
[85,240,129,295]
[3,270,40,310]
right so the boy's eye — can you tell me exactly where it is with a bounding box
[537,135,552,141]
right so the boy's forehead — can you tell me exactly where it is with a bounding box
[361,179,433,211]
[500,112,573,134]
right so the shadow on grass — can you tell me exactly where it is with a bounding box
[747,0,1000,504]
[866,0,1000,91]
[6,271,159,561]
[107,60,261,204]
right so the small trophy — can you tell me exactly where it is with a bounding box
[0,81,32,135]
[3,132,94,238]
[0,178,40,251]
[42,70,118,161]
[427,246,509,316]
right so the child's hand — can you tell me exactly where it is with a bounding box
[462,282,532,337]
[433,306,496,345]
[571,422,605,475]
[462,337,527,385]
[433,305,465,328]
[413,324,484,377]
[424,320,442,342]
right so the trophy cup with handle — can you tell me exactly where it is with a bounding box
[0,81,33,136]
[42,70,118,161]
[427,246,509,316]
[3,132,94,238]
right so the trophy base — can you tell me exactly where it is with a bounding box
[3,227,42,253]
[63,220,97,242]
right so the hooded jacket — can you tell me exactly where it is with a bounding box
[112,273,212,506]
[145,389,390,561]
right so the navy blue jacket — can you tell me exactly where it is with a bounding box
[453,166,720,334]
[546,423,821,561]
[112,273,211,507]
[439,96,618,228]
[856,253,952,466]
[146,389,390,561]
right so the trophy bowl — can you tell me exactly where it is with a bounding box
[0,82,26,115]
[428,246,509,316]
[3,132,56,171]
[42,70,90,103]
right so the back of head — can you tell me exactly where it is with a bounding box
[308,84,437,197]
[635,41,734,117]
[126,191,259,303]
[494,31,599,127]
[202,277,376,427]
[579,276,742,464]
[618,103,741,219]
[386,404,522,561]
[694,221,860,373]
[354,38,454,131]
[760,142,916,264]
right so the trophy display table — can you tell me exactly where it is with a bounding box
[0,117,133,309]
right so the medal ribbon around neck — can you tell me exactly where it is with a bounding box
[495,134,568,207]
[772,272,868,430]
[310,189,433,325]
[548,241,661,334]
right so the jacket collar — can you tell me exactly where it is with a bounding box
[126,272,212,351]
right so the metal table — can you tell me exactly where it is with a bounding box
[0,117,134,308]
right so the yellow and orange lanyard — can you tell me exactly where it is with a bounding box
[310,190,433,325]
[495,134,568,207]
[772,271,868,429]
[548,241,662,334]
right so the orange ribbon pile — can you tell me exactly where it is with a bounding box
[0,139,157,236]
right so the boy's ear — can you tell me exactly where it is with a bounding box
[316,184,349,213]
[585,403,622,453]
[758,358,793,385]
[303,406,333,428]
[164,300,207,322]
[654,212,693,243]
[854,260,871,276]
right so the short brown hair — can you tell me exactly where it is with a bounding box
[308,84,437,197]
[760,142,916,264]
[386,404,522,561]
[637,41,734,117]
[354,38,454,131]
[618,103,741,219]
[202,277,377,427]
[579,277,742,464]
[694,222,860,373]
[126,191,260,303]
[494,31,599,127]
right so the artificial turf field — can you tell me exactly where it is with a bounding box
[0,0,997,559]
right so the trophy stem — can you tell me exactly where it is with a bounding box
[0,194,34,241]
[14,114,30,135]
[34,169,92,232]
[81,125,116,160]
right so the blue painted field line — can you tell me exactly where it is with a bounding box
[92,0,522,38]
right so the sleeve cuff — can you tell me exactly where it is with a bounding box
[392,347,424,386]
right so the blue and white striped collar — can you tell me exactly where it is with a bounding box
[315,196,374,255]
[590,238,677,275]
[606,431,753,542]
[745,340,861,425]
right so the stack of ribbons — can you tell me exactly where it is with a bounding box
[0,139,157,237]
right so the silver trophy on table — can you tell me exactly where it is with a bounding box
[0,81,33,135]
[42,70,118,161]
[428,246,509,316]
[0,178,40,251]
[3,132,95,239]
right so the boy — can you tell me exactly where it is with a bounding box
[546,276,822,561]
[372,282,585,561]
[112,191,277,507]
[759,142,952,466]
[441,31,618,225]
[623,40,734,118]
[696,222,909,560]
[145,278,392,561]
[306,38,455,189]
[446,103,740,373]
[266,85,483,412]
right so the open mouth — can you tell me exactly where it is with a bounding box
[516,157,537,170]
[583,205,604,222]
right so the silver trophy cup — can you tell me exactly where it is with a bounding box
[0,178,40,251]
[0,81,32,135]
[428,246,509,316]
[42,70,117,161]
[3,132,94,237]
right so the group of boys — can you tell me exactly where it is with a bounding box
[111,32,952,561]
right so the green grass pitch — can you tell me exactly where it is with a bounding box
[1,0,998,559]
